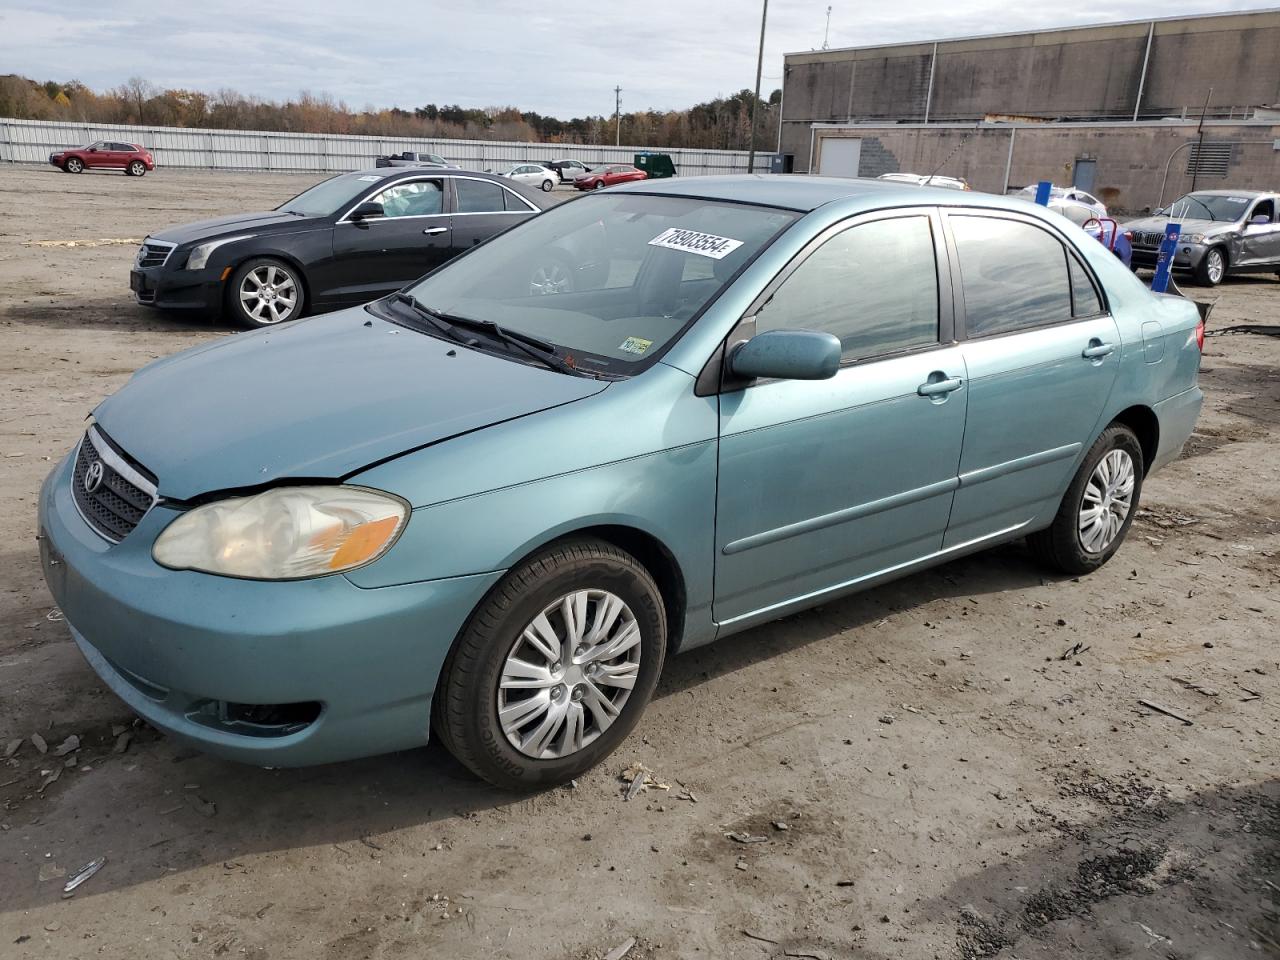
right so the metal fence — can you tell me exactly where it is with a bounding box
[0,118,768,175]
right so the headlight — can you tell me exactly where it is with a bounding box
[185,234,254,271]
[1179,234,1206,245]
[153,486,408,580]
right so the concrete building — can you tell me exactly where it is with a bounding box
[777,9,1280,212]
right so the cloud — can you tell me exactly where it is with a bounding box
[0,0,1263,117]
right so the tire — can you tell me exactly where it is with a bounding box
[227,257,305,329]
[127,160,146,177]
[1027,424,1144,576]
[434,537,667,790]
[528,252,576,296]
[64,157,84,174]
[541,178,554,192]
[594,179,606,190]
[1192,246,1226,287]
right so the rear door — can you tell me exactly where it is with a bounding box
[942,211,1121,547]
[449,176,536,254]
[329,175,451,303]
[714,209,968,626]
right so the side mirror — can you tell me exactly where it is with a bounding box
[1251,214,1271,225]
[350,201,384,221]
[729,329,841,381]
[88,146,98,152]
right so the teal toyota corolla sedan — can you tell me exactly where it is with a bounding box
[39,176,1203,789]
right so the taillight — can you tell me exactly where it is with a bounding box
[1195,318,1205,351]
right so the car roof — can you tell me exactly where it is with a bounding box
[619,174,1024,213]
[346,167,554,208]
[1183,189,1273,198]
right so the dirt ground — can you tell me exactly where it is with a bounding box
[1,165,1277,960]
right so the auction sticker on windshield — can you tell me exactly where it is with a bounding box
[648,228,743,260]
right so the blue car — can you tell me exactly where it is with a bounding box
[39,177,1204,789]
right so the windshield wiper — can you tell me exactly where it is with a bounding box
[419,307,583,377]
[387,293,477,346]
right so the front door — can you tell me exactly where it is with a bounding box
[1239,197,1280,266]
[329,176,451,304]
[942,211,1121,547]
[714,210,967,627]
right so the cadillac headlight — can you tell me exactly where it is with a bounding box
[185,234,254,271]
[153,486,408,580]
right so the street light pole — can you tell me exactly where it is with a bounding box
[747,0,769,175]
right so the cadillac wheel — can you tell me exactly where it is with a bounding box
[229,258,305,329]
[434,539,666,790]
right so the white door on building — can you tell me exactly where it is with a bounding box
[818,137,861,177]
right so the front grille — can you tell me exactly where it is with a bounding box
[136,240,175,268]
[1134,231,1166,248]
[71,427,158,543]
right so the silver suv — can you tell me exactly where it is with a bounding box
[1125,190,1280,286]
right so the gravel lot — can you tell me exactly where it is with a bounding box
[1,165,1277,960]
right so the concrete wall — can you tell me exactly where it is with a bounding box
[807,121,1280,214]
[781,9,1280,163]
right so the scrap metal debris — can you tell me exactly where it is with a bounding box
[52,735,80,757]
[603,936,636,960]
[63,857,105,895]
[620,762,669,800]
[1059,642,1091,661]
[726,831,769,844]
[1173,678,1219,697]
[1137,699,1193,726]
[37,766,61,793]
[30,733,48,754]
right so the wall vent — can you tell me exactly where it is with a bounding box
[1185,141,1233,178]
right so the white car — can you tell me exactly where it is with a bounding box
[501,164,557,192]
[876,172,970,191]
[1017,184,1107,219]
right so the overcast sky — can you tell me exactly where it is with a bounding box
[0,1,1265,117]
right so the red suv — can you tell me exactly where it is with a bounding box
[49,141,155,177]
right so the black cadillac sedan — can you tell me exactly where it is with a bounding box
[130,169,555,328]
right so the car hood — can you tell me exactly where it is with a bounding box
[149,211,315,246]
[92,307,610,501]
[1122,216,1235,238]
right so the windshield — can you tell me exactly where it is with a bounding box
[278,172,387,217]
[402,193,797,375]
[1159,193,1252,222]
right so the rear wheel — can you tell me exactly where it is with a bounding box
[227,258,305,329]
[64,157,84,174]
[1193,246,1226,286]
[1028,424,1143,575]
[434,538,666,790]
[127,160,146,177]
[541,178,554,192]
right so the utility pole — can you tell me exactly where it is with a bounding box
[822,6,832,49]
[614,86,622,147]
[1190,86,1212,192]
[746,0,769,175]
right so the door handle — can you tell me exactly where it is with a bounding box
[917,375,963,397]
[422,226,448,236]
[1082,340,1115,360]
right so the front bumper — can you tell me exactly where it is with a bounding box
[1130,244,1209,272]
[38,451,502,767]
[130,262,223,314]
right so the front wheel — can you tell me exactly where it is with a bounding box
[227,258,305,329]
[540,178,554,192]
[434,538,667,790]
[1193,246,1226,286]
[127,160,146,177]
[594,179,606,190]
[64,157,84,174]
[1027,424,1144,575]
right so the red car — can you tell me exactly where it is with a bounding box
[49,141,155,177]
[574,164,648,191]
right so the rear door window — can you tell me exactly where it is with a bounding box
[950,216,1073,337]
[456,178,507,213]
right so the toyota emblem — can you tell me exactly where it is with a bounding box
[83,460,105,495]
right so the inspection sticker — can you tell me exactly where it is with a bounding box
[619,336,653,355]
[648,228,743,260]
